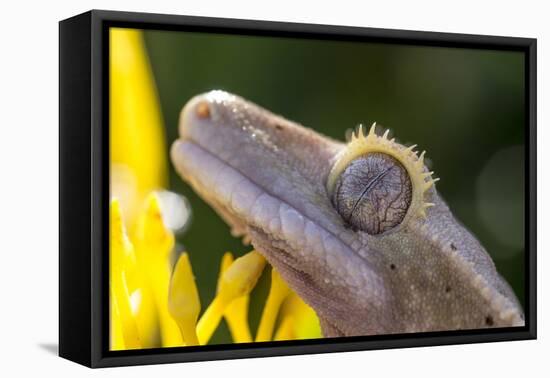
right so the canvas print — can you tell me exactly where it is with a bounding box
[109,27,525,351]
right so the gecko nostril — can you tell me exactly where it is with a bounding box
[485,316,494,326]
[196,101,211,119]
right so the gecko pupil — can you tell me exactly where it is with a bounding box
[333,152,412,235]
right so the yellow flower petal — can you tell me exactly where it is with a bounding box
[134,193,183,347]
[195,297,224,346]
[273,316,295,341]
[225,296,251,343]
[110,28,167,228]
[256,268,291,342]
[218,252,252,343]
[111,199,160,348]
[134,192,174,253]
[168,253,201,346]
[216,252,234,292]
[217,251,266,303]
[111,281,141,350]
[110,289,126,350]
[110,199,137,282]
[197,251,266,345]
[279,292,322,340]
[110,200,141,350]
[110,27,170,348]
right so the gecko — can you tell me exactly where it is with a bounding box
[171,90,524,337]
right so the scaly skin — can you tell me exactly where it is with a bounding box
[171,90,524,337]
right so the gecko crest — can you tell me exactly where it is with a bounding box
[327,123,439,234]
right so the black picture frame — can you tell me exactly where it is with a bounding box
[59,9,537,368]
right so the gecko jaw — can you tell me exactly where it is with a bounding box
[170,139,366,285]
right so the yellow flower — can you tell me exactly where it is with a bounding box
[108,27,323,350]
[256,268,291,342]
[135,193,185,347]
[111,195,323,349]
[110,199,141,350]
[196,251,266,345]
[275,292,322,341]
[110,193,185,349]
[168,253,201,346]
[218,253,253,343]
[110,28,167,228]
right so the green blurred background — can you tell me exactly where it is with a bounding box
[143,30,525,342]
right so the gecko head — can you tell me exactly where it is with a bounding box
[171,90,396,334]
[171,90,524,336]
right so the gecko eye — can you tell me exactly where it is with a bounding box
[327,123,438,235]
[332,153,412,234]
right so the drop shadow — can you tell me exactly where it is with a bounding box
[38,343,58,355]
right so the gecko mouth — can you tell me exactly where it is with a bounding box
[171,138,283,243]
[171,135,357,275]
[170,90,353,263]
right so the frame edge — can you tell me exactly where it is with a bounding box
[59,11,93,368]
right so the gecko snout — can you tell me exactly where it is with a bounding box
[178,90,240,141]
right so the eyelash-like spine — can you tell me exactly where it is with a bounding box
[327,123,439,227]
